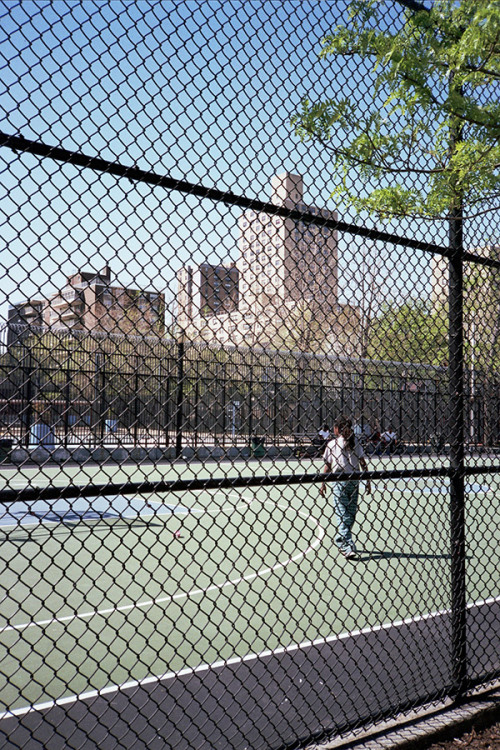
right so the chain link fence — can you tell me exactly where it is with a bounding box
[0,1,499,748]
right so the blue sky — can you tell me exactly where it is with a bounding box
[0,0,458,327]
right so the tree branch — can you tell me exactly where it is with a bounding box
[318,137,450,175]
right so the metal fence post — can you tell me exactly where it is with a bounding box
[194,360,200,448]
[273,375,279,444]
[22,347,34,449]
[222,362,227,447]
[133,370,140,446]
[64,361,71,448]
[164,370,171,447]
[175,335,185,459]
[248,371,254,445]
[93,351,104,446]
[448,195,467,701]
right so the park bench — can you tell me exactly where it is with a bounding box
[293,432,326,458]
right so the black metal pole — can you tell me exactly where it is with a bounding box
[449,198,467,700]
[133,371,139,446]
[164,373,171,447]
[222,362,227,448]
[0,131,463,262]
[23,348,34,449]
[194,360,200,449]
[248,370,254,444]
[99,355,107,444]
[394,0,468,699]
[93,351,103,447]
[64,361,71,449]
[175,337,185,459]
[297,361,304,432]
[447,77,467,698]
[273,376,279,445]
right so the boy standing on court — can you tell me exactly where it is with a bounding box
[320,415,371,559]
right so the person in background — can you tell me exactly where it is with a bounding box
[318,424,330,445]
[381,426,397,453]
[320,415,371,559]
[312,424,330,455]
[369,424,382,454]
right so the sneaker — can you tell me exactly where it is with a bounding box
[343,547,357,559]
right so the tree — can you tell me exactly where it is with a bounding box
[368,299,448,364]
[270,300,362,356]
[347,242,390,358]
[273,300,324,353]
[291,0,500,219]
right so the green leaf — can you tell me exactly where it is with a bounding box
[291,0,500,219]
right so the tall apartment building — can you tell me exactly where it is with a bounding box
[177,263,239,325]
[176,173,345,350]
[237,173,338,314]
[7,266,165,341]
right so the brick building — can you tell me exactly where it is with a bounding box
[177,263,239,325]
[7,266,165,342]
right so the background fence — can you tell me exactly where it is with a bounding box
[1,1,499,749]
[2,326,499,451]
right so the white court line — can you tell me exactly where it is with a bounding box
[0,494,324,634]
[2,594,500,722]
[0,499,184,531]
[0,494,195,530]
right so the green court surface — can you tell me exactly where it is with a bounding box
[0,455,499,716]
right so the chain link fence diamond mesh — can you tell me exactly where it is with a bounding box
[0,1,499,749]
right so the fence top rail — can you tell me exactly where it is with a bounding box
[0,131,447,257]
[2,131,499,271]
[3,324,448,377]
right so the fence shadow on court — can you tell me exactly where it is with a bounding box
[355,549,454,561]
